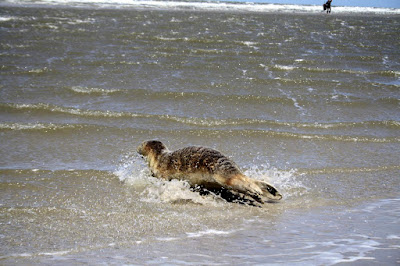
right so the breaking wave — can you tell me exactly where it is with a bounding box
[297,165,400,175]
[2,103,399,131]
[272,65,400,77]
[69,86,125,95]
[0,122,86,131]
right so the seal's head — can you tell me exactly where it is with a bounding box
[137,140,167,158]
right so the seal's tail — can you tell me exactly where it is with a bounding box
[254,180,282,201]
[216,173,282,203]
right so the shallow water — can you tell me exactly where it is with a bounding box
[0,1,399,265]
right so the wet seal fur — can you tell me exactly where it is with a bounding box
[137,140,282,205]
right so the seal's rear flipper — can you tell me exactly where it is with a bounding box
[255,180,282,201]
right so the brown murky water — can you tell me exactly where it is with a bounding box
[1,1,399,264]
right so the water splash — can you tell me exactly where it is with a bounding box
[243,163,309,200]
[140,179,225,206]
[123,153,307,206]
[114,151,309,205]
[113,152,152,188]
[114,153,224,206]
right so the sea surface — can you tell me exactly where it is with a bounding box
[0,0,399,265]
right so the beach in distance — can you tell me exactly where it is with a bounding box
[0,0,399,264]
[1,0,400,14]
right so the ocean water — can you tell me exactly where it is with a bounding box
[1,0,399,264]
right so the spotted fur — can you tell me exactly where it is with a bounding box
[137,140,282,203]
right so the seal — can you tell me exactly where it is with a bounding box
[137,140,282,204]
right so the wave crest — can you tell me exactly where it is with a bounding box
[2,103,399,130]
[70,86,124,95]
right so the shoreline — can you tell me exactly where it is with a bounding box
[1,0,400,15]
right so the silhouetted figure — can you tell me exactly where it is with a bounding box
[323,0,332,13]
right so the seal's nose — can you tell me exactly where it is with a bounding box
[137,144,143,155]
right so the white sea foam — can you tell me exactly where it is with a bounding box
[274,64,296,71]
[186,229,233,238]
[2,0,399,14]
[239,41,259,49]
[309,238,380,264]
[156,237,180,241]
[70,86,123,95]
[0,122,80,131]
[114,152,152,188]
[114,153,224,206]
[243,164,309,200]
[0,16,17,21]
[67,18,95,25]
[140,176,205,204]
[0,250,71,259]
[38,250,71,256]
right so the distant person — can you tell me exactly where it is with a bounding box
[323,0,332,13]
